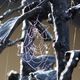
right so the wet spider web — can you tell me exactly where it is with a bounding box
[21,21,55,70]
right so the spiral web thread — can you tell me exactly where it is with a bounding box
[21,22,55,71]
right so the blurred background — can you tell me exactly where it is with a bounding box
[0,0,80,80]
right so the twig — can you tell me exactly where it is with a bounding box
[0,6,42,53]
[0,1,39,21]
[0,5,24,20]
[66,4,80,19]
[7,38,24,46]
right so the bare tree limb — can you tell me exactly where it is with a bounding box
[66,4,80,19]
[0,5,24,20]
[0,0,49,21]
[59,50,80,80]
[50,1,80,80]
[0,6,42,53]
[0,1,39,21]
[50,0,70,79]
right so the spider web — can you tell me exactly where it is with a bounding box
[21,22,55,71]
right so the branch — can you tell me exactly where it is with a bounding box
[49,3,80,23]
[0,0,49,53]
[66,4,80,19]
[50,0,70,79]
[7,38,24,46]
[0,5,24,21]
[50,1,80,80]
[0,1,39,21]
[0,0,49,21]
[0,6,42,53]
[35,20,53,41]
[60,50,80,80]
